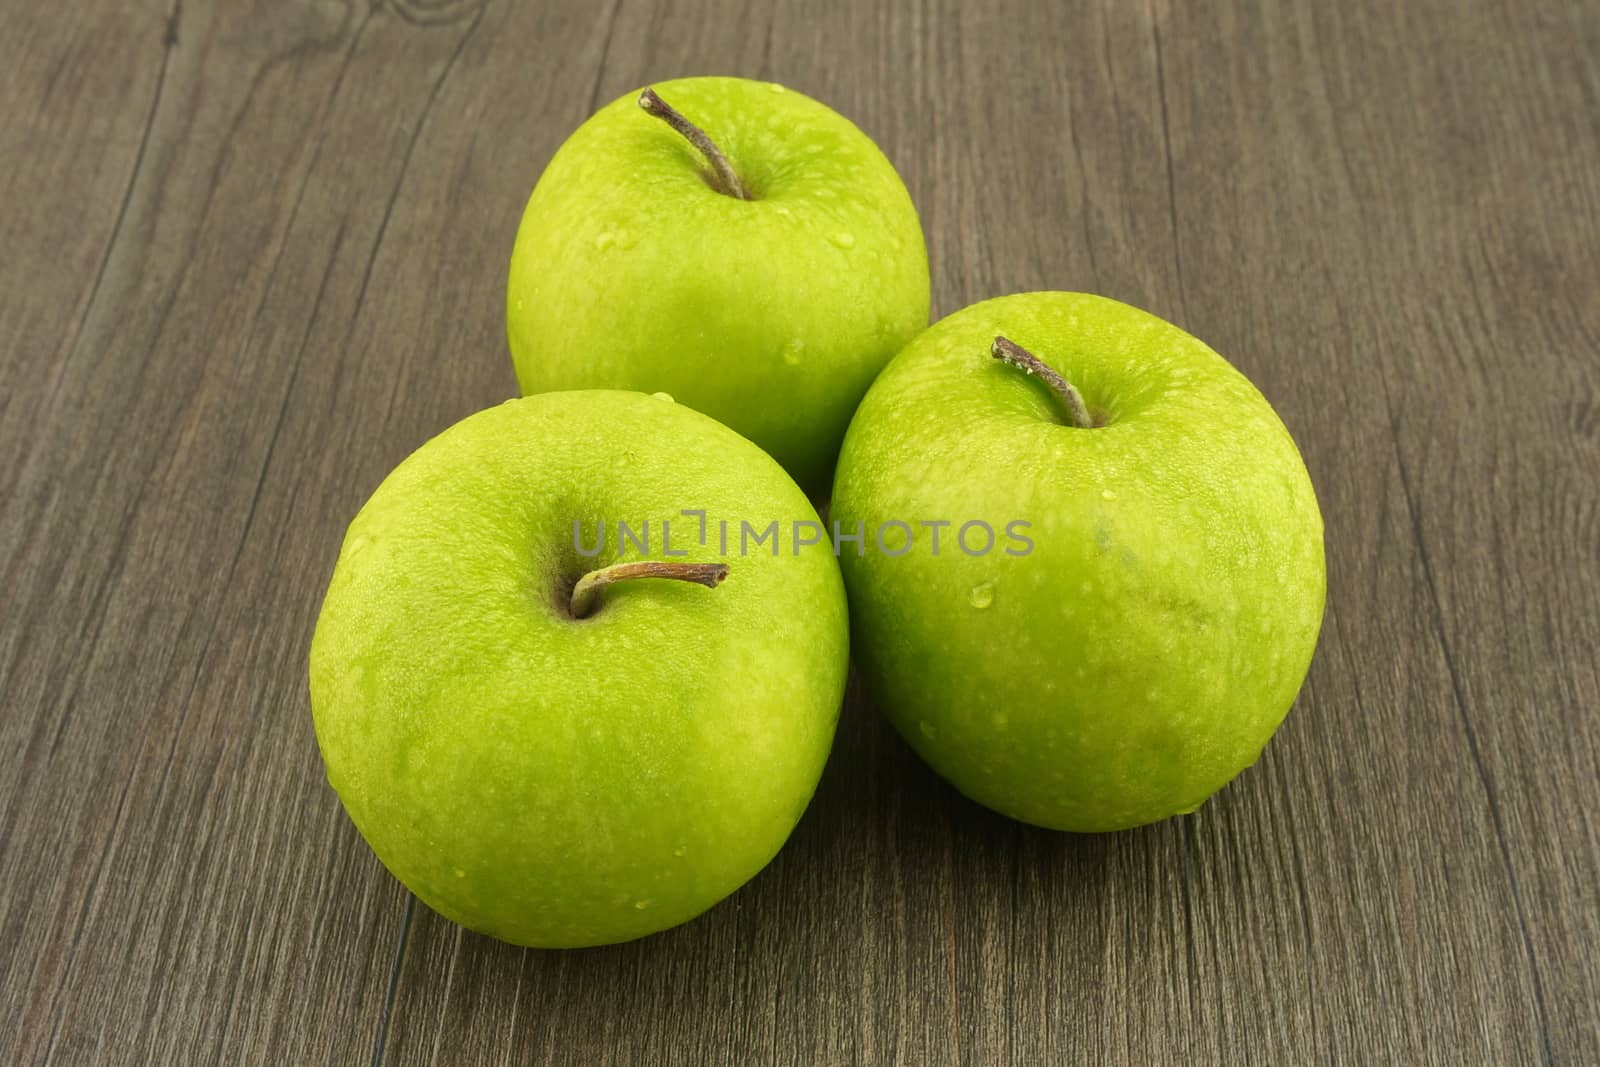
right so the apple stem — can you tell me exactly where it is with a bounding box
[569,559,731,619]
[991,336,1095,429]
[638,87,751,200]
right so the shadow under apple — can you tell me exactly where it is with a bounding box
[357,665,1225,1063]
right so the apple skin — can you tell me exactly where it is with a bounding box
[830,293,1325,832]
[507,76,929,492]
[309,391,848,947]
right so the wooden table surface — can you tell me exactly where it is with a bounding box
[5,0,1599,1063]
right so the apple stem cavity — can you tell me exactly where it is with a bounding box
[638,87,751,201]
[991,336,1096,429]
[569,559,731,619]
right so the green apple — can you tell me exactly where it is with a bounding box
[507,76,929,491]
[830,292,1325,832]
[309,391,848,947]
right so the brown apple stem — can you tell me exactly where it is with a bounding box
[569,560,730,619]
[991,336,1095,429]
[638,87,751,200]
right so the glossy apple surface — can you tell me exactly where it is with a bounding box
[831,292,1325,831]
[507,76,929,491]
[311,391,848,946]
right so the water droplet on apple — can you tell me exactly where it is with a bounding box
[1101,488,1117,501]
[651,392,674,403]
[918,720,938,739]
[968,582,994,608]
[769,82,787,93]
[634,899,653,909]
[594,231,616,250]
[830,231,856,249]
[782,339,805,365]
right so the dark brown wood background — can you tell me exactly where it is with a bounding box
[4,0,1598,1063]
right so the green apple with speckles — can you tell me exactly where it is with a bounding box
[507,76,929,492]
[310,391,848,947]
[831,292,1325,831]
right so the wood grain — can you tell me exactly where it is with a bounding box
[2,0,1597,1063]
